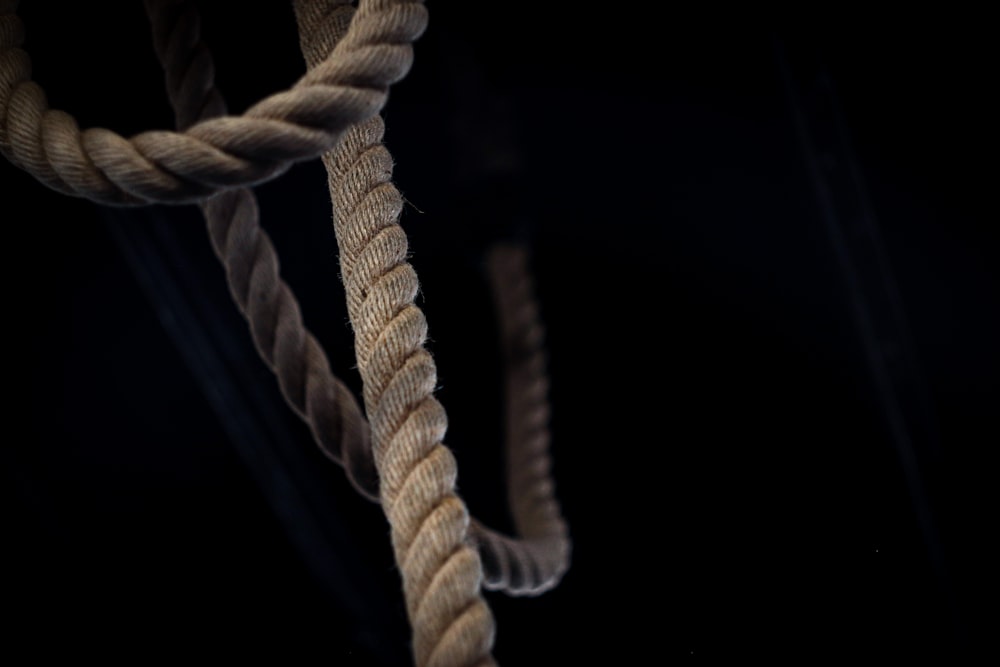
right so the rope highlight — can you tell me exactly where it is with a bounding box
[0,2,572,663]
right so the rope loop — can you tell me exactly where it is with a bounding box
[1,2,572,664]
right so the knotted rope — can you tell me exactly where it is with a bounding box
[1,1,571,664]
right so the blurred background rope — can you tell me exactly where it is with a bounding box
[292,0,569,601]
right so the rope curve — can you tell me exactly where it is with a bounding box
[3,0,573,663]
[143,0,570,601]
[474,243,571,596]
[295,1,570,599]
[143,0,377,500]
[0,0,427,205]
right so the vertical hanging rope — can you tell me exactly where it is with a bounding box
[0,0,429,204]
[294,3,497,665]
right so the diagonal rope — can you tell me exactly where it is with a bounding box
[294,1,569,600]
[0,0,427,205]
[294,4,495,665]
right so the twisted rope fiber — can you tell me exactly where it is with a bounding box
[1,0,571,662]
[317,120,499,667]
[141,0,378,499]
[295,2,569,599]
[295,3,496,665]
[143,0,570,603]
[148,8,492,663]
[0,0,427,205]
[148,6,566,665]
[476,244,570,596]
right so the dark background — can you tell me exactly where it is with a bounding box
[3,3,995,664]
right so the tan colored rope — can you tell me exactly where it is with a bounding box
[0,0,427,205]
[152,4,567,661]
[151,6,494,662]
[143,0,377,500]
[2,0,572,663]
[294,5,496,665]
[318,122,499,667]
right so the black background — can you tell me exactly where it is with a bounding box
[3,3,995,664]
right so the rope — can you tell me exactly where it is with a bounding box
[2,1,572,663]
[144,0,378,500]
[292,2,569,599]
[294,5,496,665]
[475,244,571,596]
[146,0,570,599]
[0,0,427,205]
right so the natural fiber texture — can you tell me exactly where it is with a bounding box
[143,0,377,499]
[144,0,569,602]
[0,0,427,205]
[295,4,496,665]
[2,1,571,663]
[295,1,569,601]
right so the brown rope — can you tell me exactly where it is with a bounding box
[144,0,377,500]
[475,244,571,596]
[292,0,570,601]
[141,0,570,600]
[0,0,427,205]
[3,0,572,663]
[294,5,496,664]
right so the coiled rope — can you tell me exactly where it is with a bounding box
[1,1,570,664]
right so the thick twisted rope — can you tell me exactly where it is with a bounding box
[142,0,570,601]
[473,244,571,596]
[295,4,496,665]
[147,9,492,662]
[318,122,499,667]
[143,0,378,498]
[295,0,571,593]
[3,1,571,662]
[0,0,427,205]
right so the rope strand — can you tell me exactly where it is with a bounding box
[3,1,572,662]
[294,5,498,664]
[475,244,570,596]
[144,0,377,499]
[293,1,570,601]
[0,0,427,204]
